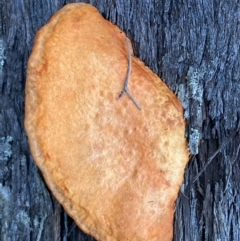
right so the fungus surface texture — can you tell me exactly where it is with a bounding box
[25,3,189,241]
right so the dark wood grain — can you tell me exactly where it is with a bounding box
[0,0,239,240]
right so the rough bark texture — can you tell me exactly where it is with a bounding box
[0,0,239,240]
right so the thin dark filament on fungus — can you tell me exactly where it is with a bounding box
[118,38,141,110]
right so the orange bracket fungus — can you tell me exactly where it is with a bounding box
[25,3,189,241]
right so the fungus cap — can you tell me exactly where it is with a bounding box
[25,3,189,241]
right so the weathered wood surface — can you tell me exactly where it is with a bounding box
[0,0,239,240]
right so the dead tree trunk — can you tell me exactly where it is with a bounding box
[0,0,239,240]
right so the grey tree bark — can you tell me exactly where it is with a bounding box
[0,0,239,240]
